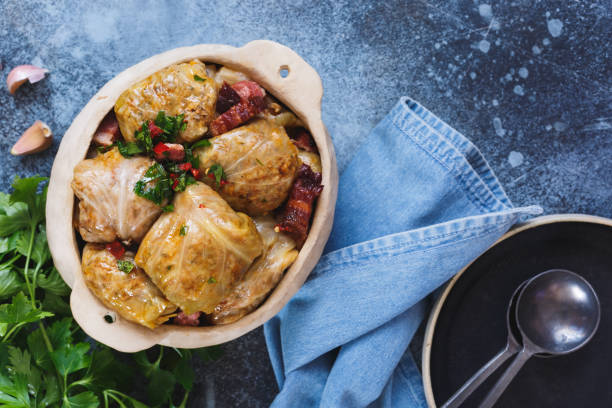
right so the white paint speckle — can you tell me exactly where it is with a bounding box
[518,67,529,78]
[493,117,506,137]
[491,18,501,31]
[478,39,491,53]
[470,72,477,79]
[547,19,563,37]
[504,73,513,81]
[479,4,493,21]
[532,45,542,55]
[508,151,524,168]
[495,38,501,46]
[434,43,441,49]
[513,85,525,96]
[545,124,553,131]
[492,99,499,106]
[554,121,568,132]
[546,11,551,18]
[542,38,551,46]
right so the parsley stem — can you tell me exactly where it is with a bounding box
[23,224,37,306]
[1,321,25,343]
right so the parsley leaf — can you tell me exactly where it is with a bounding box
[9,176,48,227]
[0,196,29,237]
[37,268,71,296]
[256,158,263,166]
[134,163,173,205]
[179,225,188,236]
[0,268,23,300]
[191,139,211,149]
[116,140,144,157]
[0,292,53,325]
[117,260,135,274]
[154,111,186,142]
[51,342,91,377]
[207,164,227,186]
[162,204,174,213]
[64,391,99,408]
[207,277,216,284]
[193,74,206,82]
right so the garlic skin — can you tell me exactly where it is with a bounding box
[6,65,49,94]
[11,121,53,155]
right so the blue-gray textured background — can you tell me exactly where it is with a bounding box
[1,0,610,406]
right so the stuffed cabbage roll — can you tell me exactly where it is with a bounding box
[114,60,217,143]
[195,119,299,215]
[209,216,298,325]
[82,244,177,329]
[135,182,263,314]
[72,148,162,244]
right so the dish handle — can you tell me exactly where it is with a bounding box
[232,40,324,120]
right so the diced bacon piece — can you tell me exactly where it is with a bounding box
[93,112,120,146]
[291,129,318,153]
[231,80,266,100]
[275,164,323,248]
[174,311,202,326]
[210,97,266,136]
[153,142,185,161]
[210,80,267,136]
[216,82,241,114]
[148,121,163,138]
[105,240,125,259]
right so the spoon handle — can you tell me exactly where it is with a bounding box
[478,348,532,408]
[441,343,519,408]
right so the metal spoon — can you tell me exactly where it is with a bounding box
[441,281,526,408]
[478,269,600,408]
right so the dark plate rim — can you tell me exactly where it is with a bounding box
[421,213,612,407]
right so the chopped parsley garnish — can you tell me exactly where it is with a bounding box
[162,204,174,212]
[116,140,144,157]
[207,164,227,186]
[172,172,197,193]
[134,163,173,205]
[191,139,212,149]
[193,74,206,82]
[207,277,217,284]
[179,225,188,236]
[255,158,263,166]
[154,111,186,141]
[117,260,135,274]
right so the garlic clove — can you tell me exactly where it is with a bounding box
[6,65,49,94]
[11,121,53,155]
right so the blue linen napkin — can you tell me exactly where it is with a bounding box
[264,97,542,407]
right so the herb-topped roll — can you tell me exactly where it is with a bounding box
[72,148,163,244]
[195,119,299,216]
[134,182,263,314]
[82,243,177,329]
[115,60,217,143]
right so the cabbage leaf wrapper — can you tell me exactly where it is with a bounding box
[135,182,263,314]
[115,60,217,143]
[82,244,177,329]
[210,215,298,325]
[196,119,299,215]
[72,148,163,244]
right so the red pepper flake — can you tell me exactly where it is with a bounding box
[153,142,170,156]
[178,162,192,171]
[169,173,178,179]
[207,172,215,181]
[172,179,180,189]
[105,240,125,259]
[190,168,201,179]
[220,179,229,186]
[148,121,163,138]
[199,204,205,208]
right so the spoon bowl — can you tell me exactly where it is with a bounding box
[516,269,600,354]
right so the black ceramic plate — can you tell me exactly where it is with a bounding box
[423,215,612,408]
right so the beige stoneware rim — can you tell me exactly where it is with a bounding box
[422,213,612,407]
[46,40,338,352]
